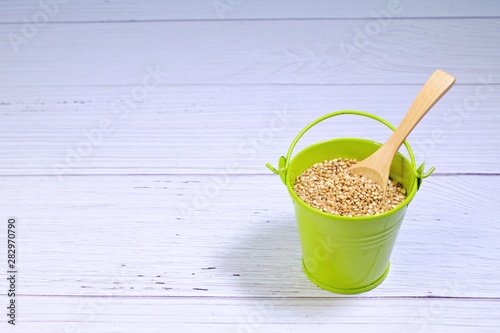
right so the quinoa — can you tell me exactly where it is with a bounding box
[293,158,407,217]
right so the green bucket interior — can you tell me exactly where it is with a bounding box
[286,138,418,211]
[284,138,419,294]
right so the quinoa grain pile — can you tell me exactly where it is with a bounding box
[293,158,407,217]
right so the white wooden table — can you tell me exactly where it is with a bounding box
[1,1,500,332]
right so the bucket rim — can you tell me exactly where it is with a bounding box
[285,137,418,222]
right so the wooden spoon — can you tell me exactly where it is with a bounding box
[348,69,456,195]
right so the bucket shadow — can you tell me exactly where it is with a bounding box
[221,217,305,296]
[217,215,361,327]
[219,215,360,299]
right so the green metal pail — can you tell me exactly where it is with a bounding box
[267,111,433,294]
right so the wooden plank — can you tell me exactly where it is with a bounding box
[0,85,497,175]
[1,0,499,23]
[1,19,499,86]
[2,175,499,298]
[13,295,500,333]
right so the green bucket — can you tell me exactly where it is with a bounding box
[266,110,434,294]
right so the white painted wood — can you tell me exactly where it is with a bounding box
[1,19,499,86]
[1,0,499,23]
[14,295,500,333]
[0,85,497,175]
[1,175,499,298]
[1,2,498,331]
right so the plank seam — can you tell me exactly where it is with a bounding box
[1,16,500,25]
[11,294,500,300]
[1,83,499,89]
[0,173,498,178]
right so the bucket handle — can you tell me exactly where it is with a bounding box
[266,110,434,189]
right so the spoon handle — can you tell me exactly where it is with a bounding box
[384,70,456,154]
